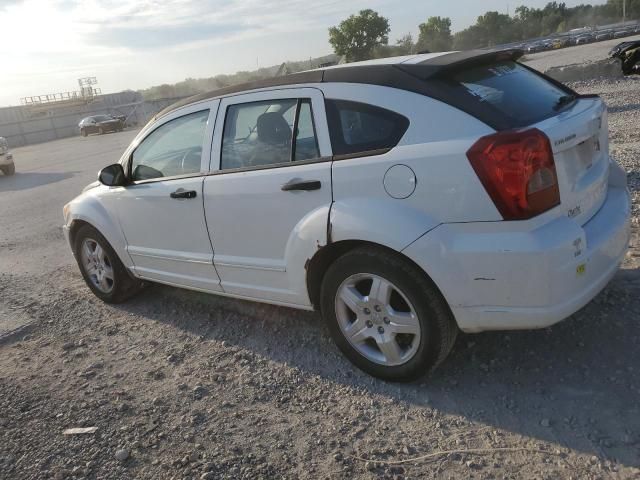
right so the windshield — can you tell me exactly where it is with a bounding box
[92,115,112,122]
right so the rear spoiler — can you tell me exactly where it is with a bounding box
[396,49,525,79]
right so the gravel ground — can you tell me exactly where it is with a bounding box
[1,78,640,479]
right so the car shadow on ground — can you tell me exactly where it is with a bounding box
[608,103,640,114]
[113,267,640,468]
[0,171,76,192]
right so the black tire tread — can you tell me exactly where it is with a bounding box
[73,224,142,304]
[320,245,458,381]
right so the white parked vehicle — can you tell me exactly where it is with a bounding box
[0,137,15,176]
[63,49,631,381]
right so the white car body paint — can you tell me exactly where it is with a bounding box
[203,88,332,306]
[63,54,631,332]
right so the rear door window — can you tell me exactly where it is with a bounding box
[293,100,320,161]
[325,100,409,157]
[220,98,321,170]
[448,61,572,127]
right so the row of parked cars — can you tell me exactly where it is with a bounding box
[523,24,640,53]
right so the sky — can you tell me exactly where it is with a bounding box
[0,0,606,106]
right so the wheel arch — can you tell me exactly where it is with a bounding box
[66,195,133,271]
[305,239,448,312]
[68,218,92,247]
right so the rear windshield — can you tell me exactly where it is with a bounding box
[93,115,112,122]
[447,61,571,128]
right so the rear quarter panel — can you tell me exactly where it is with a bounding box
[320,83,502,250]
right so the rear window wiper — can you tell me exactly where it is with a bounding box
[554,94,577,111]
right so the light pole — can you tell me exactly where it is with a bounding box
[623,0,626,24]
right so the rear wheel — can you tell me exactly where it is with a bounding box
[320,246,458,382]
[1,163,15,176]
[81,128,88,137]
[74,224,142,303]
[98,127,104,135]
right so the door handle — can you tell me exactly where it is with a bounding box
[170,189,197,199]
[281,180,321,192]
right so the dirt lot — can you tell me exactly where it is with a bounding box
[1,77,640,479]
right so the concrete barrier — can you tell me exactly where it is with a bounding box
[0,94,183,149]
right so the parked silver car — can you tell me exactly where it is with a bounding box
[0,137,15,176]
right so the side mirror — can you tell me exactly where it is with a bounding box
[98,163,126,187]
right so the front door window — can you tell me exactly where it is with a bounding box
[131,110,209,181]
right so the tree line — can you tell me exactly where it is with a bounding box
[329,1,640,62]
[140,1,638,100]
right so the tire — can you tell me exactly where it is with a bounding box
[98,127,104,135]
[73,224,142,303]
[1,163,15,176]
[320,246,458,382]
[81,129,88,137]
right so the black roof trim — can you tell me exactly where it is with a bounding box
[154,70,324,120]
[152,48,526,130]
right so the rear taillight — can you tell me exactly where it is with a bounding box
[467,128,560,220]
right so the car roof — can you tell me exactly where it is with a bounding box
[154,48,524,121]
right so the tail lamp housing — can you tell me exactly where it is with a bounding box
[467,128,560,220]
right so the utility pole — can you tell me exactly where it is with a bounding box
[623,0,626,24]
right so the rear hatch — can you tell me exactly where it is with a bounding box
[532,97,609,225]
[403,57,610,225]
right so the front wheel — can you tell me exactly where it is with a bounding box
[74,224,142,303]
[320,247,458,382]
[81,128,88,137]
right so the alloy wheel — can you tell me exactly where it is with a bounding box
[335,273,422,366]
[80,238,114,293]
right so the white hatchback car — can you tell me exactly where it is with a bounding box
[63,50,631,381]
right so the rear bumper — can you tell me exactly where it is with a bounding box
[403,185,631,333]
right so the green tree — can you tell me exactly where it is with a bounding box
[607,0,640,20]
[417,16,453,52]
[514,6,543,39]
[372,34,415,59]
[453,25,485,50]
[453,12,514,49]
[395,34,416,55]
[476,11,515,45]
[328,9,390,62]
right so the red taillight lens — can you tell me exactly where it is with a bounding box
[467,128,560,220]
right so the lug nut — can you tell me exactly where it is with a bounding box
[366,320,373,328]
[378,326,385,334]
[374,305,382,312]
[363,308,371,315]
[383,317,390,325]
